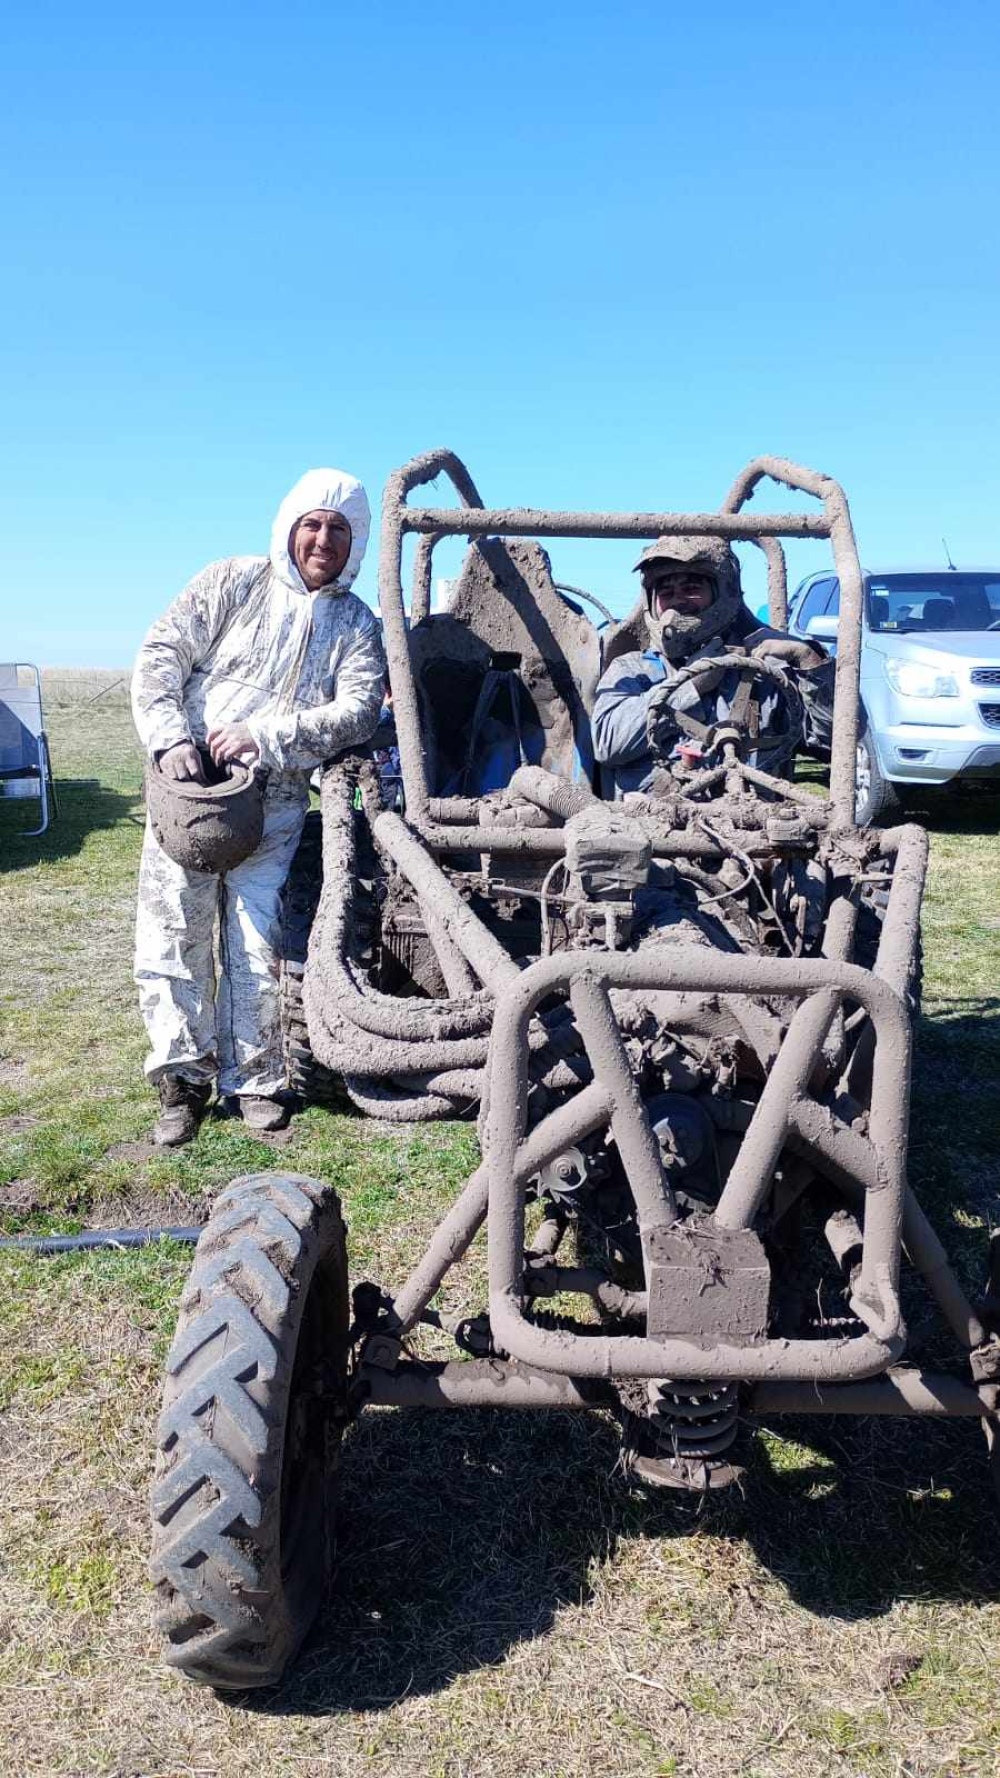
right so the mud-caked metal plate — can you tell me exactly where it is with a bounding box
[643,1217,770,1342]
[564,805,652,900]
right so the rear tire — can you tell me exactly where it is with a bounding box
[281,960,348,1109]
[150,1172,350,1690]
[279,800,382,1110]
[279,811,344,1108]
[855,720,903,827]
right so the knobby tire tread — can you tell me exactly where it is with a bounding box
[149,1170,348,1690]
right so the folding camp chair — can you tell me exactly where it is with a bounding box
[0,664,56,836]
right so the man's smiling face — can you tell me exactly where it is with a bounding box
[291,509,353,590]
[643,567,716,618]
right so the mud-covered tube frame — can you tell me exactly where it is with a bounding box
[485,950,909,1384]
[378,449,866,834]
[351,814,997,1418]
[355,819,988,1369]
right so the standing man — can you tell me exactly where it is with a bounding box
[132,468,386,1146]
[592,534,833,797]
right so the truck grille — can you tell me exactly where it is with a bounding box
[971,667,1000,687]
[979,703,1000,728]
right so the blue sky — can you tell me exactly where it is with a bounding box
[2,0,998,664]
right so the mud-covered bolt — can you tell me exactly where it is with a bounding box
[363,1334,401,1371]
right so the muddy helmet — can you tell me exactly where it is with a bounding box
[634,534,744,662]
[146,749,266,875]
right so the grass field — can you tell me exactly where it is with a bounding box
[0,677,998,1778]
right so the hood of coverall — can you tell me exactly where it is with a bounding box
[634,533,744,662]
[269,467,371,596]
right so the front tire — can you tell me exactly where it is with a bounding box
[855,719,902,827]
[150,1172,350,1690]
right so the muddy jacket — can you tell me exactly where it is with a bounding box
[593,605,834,797]
[132,473,385,802]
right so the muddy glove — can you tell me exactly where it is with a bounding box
[645,681,683,758]
[687,646,746,696]
[646,677,722,755]
[751,636,824,671]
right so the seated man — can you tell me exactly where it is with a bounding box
[592,535,833,797]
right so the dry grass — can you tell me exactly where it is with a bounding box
[40,668,132,710]
[0,675,998,1778]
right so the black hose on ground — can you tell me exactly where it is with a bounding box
[0,1226,201,1255]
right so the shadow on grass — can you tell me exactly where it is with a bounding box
[239,1396,999,1718]
[909,998,1000,1239]
[901,785,1000,836]
[911,1002,996,1109]
[919,995,1000,1020]
[915,997,1000,1076]
[913,1000,1000,1113]
[915,998,1000,1087]
[738,1409,998,1615]
[0,778,140,872]
[242,1408,622,1716]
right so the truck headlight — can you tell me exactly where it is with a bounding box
[884,659,960,698]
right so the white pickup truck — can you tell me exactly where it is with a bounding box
[787,567,1000,822]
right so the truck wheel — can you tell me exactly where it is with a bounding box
[150,1172,350,1690]
[855,720,902,827]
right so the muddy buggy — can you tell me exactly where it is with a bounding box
[150,452,1000,1690]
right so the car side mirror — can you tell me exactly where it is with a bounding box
[804,614,839,641]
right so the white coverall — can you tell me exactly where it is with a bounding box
[132,469,386,1099]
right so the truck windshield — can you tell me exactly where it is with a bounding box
[866,574,1000,634]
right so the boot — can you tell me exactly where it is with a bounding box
[236,1095,291,1133]
[152,1076,212,1148]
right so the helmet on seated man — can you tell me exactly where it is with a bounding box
[635,534,823,670]
[636,535,747,662]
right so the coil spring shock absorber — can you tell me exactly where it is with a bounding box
[630,1379,742,1491]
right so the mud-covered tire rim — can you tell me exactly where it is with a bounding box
[149,1172,350,1691]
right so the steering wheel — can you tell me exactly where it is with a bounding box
[647,650,805,774]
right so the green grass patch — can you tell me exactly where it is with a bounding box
[29,1546,118,1618]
